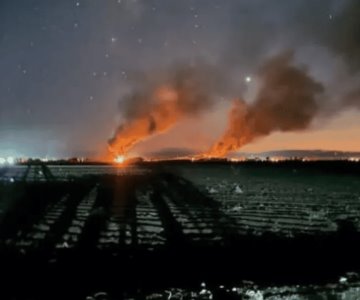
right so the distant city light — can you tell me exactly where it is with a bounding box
[245,76,252,83]
[349,157,360,162]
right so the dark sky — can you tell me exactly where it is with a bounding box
[0,0,359,158]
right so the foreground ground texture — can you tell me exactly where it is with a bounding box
[0,161,359,299]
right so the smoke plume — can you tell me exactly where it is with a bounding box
[107,0,360,160]
[108,63,227,156]
[206,51,324,157]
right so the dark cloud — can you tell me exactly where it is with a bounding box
[327,0,360,71]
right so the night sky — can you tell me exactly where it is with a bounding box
[0,0,359,159]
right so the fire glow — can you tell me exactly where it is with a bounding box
[114,155,125,164]
[107,51,360,161]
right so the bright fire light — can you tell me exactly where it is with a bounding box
[114,155,125,164]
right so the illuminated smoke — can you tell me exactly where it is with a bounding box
[109,50,360,160]
[108,0,360,160]
[207,51,324,157]
[108,63,227,157]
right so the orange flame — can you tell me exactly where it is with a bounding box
[107,52,324,160]
[205,99,254,157]
[108,85,183,158]
[204,52,323,158]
